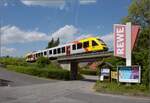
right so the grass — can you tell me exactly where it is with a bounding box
[94,81,150,96]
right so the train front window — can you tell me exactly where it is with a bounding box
[97,39,105,44]
[83,41,89,48]
[92,40,98,46]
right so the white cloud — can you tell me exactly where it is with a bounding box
[1,25,49,45]
[4,2,8,6]
[51,25,78,43]
[1,47,16,56]
[79,0,97,5]
[1,25,79,45]
[20,0,65,9]
[100,33,114,50]
[101,33,113,42]
[75,34,92,40]
[20,0,97,9]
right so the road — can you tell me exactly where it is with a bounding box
[0,67,150,103]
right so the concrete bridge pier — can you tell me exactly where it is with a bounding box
[60,62,78,80]
[70,61,78,80]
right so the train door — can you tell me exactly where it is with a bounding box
[66,46,71,56]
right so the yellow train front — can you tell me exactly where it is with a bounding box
[25,37,108,62]
[78,37,108,52]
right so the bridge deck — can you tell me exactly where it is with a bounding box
[57,51,113,62]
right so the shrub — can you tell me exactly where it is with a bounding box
[6,65,70,80]
[80,69,97,75]
[0,57,28,66]
[36,57,50,68]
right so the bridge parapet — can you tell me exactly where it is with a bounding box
[57,51,113,63]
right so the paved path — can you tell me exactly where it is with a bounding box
[0,68,150,103]
[0,67,58,86]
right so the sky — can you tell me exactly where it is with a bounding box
[0,0,131,57]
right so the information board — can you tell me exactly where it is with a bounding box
[118,66,141,83]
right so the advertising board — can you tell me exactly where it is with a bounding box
[118,66,141,83]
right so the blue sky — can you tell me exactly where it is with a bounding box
[0,0,131,57]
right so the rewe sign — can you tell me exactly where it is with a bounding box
[114,22,140,66]
[114,25,126,58]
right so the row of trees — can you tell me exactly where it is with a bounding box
[46,38,60,49]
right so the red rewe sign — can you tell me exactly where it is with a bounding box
[114,24,126,58]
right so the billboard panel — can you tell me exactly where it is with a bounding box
[118,66,141,83]
[114,24,126,58]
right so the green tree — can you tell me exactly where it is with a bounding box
[122,0,150,28]
[122,0,150,87]
[46,38,60,49]
[46,38,54,49]
[55,38,60,46]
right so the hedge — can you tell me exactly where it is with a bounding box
[80,69,97,75]
[6,65,70,80]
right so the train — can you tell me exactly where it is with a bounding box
[25,37,108,62]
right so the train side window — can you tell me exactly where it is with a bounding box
[38,53,40,57]
[53,49,57,54]
[77,43,82,49]
[44,51,47,55]
[72,44,76,50]
[92,40,98,46]
[62,47,65,53]
[49,50,52,54]
[40,52,43,56]
[36,54,38,57]
[83,41,89,48]
[57,48,61,54]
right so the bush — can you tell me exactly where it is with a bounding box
[0,57,28,66]
[6,65,70,80]
[36,57,50,68]
[80,69,97,75]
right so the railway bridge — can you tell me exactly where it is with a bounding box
[57,51,113,80]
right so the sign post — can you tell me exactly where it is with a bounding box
[126,22,132,66]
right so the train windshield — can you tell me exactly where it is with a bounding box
[97,39,106,45]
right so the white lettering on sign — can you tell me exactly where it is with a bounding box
[114,25,126,58]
